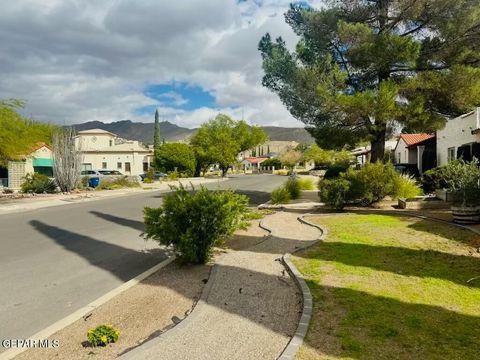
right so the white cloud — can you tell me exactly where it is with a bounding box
[0,0,309,128]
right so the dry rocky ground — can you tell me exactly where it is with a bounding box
[16,262,211,360]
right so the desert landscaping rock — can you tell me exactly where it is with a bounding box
[121,211,321,360]
[15,262,211,360]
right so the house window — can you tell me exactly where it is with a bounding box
[81,163,92,171]
[102,162,107,169]
[109,140,113,147]
[143,162,148,172]
[404,150,407,162]
[397,152,401,163]
[448,147,455,162]
[125,162,131,172]
[117,162,122,169]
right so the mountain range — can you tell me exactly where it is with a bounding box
[71,120,314,144]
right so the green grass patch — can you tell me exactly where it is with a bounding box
[293,214,480,360]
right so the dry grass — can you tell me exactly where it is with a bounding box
[293,214,480,360]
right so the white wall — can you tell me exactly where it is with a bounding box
[80,152,151,176]
[75,133,115,150]
[437,109,480,166]
[394,138,410,164]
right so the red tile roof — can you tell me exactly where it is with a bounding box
[244,157,268,164]
[399,134,435,147]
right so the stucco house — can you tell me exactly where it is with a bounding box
[436,107,480,167]
[6,143,54,189]
[394,134,436,174]
[75,129,153,176]
[241,157,269,170]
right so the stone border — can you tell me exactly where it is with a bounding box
[276,214,326,360]
[0,255,176,360]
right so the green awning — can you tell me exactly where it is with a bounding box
[32,158,54,167]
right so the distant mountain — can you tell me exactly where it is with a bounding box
[71,120,314,144]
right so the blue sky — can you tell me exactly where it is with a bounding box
[0,0,315,128]
[141,82,217,113]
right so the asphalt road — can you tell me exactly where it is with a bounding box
[0,174,284,344]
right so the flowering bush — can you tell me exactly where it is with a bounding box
[87,325,119,347]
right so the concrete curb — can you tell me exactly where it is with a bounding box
[276,214,326,360]
[0,177,230,215]
[0,255,176,360]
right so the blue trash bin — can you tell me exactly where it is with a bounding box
[88,177,100,188]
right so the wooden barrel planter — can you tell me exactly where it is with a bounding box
[451,205,480,224]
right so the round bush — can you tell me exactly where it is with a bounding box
[144,185,248,264]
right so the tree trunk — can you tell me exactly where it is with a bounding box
[370,127,386,163]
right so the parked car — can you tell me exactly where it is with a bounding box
[393,163,420,178]
[80,170,103,178]
[98,170,123,176]
[80,170,124,179]
[139,171,167,181]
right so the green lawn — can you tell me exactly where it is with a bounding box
[293,214,480,360]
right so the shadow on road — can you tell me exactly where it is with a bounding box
[90,211,145,232]
[29,220,165,282]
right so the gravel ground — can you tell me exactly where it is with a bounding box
[121,211,321,360]
[15,262,211,360]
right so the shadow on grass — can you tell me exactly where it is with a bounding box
[303,283,480,360]
[408,218,480,247]
[29,217,480,358]
[298,241,480,288]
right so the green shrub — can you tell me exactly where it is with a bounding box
[319,178,351,210]
[297,177,315,190]
[324,165,349,179]
[422,166,448,193]
[145,167,156,181]
[144,185,248,264]
[285,178,301,199]
[393,175,423,199]
[343,162,398,204]
[143,177,154,184]
[319,162,422,208]
[261,158,282,169]
[20,173,57,194]
[166,171,179,181]
[87,325,119,347]
[271,186,291,204]
[441,159,480,206]
[97,176,140,190]
[274,169,289,176]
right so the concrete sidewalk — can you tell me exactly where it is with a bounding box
[121,211,321,360]
[0,177,227,215]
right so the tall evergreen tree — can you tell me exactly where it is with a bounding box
[154,109,161,150]
[259,1,480,162]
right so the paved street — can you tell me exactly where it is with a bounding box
[0,174,284,345]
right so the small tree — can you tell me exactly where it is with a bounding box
[280,149,302,169]
[53,128,81,192]
[190,114,267,176]
[154,143,196,176]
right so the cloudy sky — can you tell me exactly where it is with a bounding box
[0,0,322,128]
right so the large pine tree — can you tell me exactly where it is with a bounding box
[259,0,480,162]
